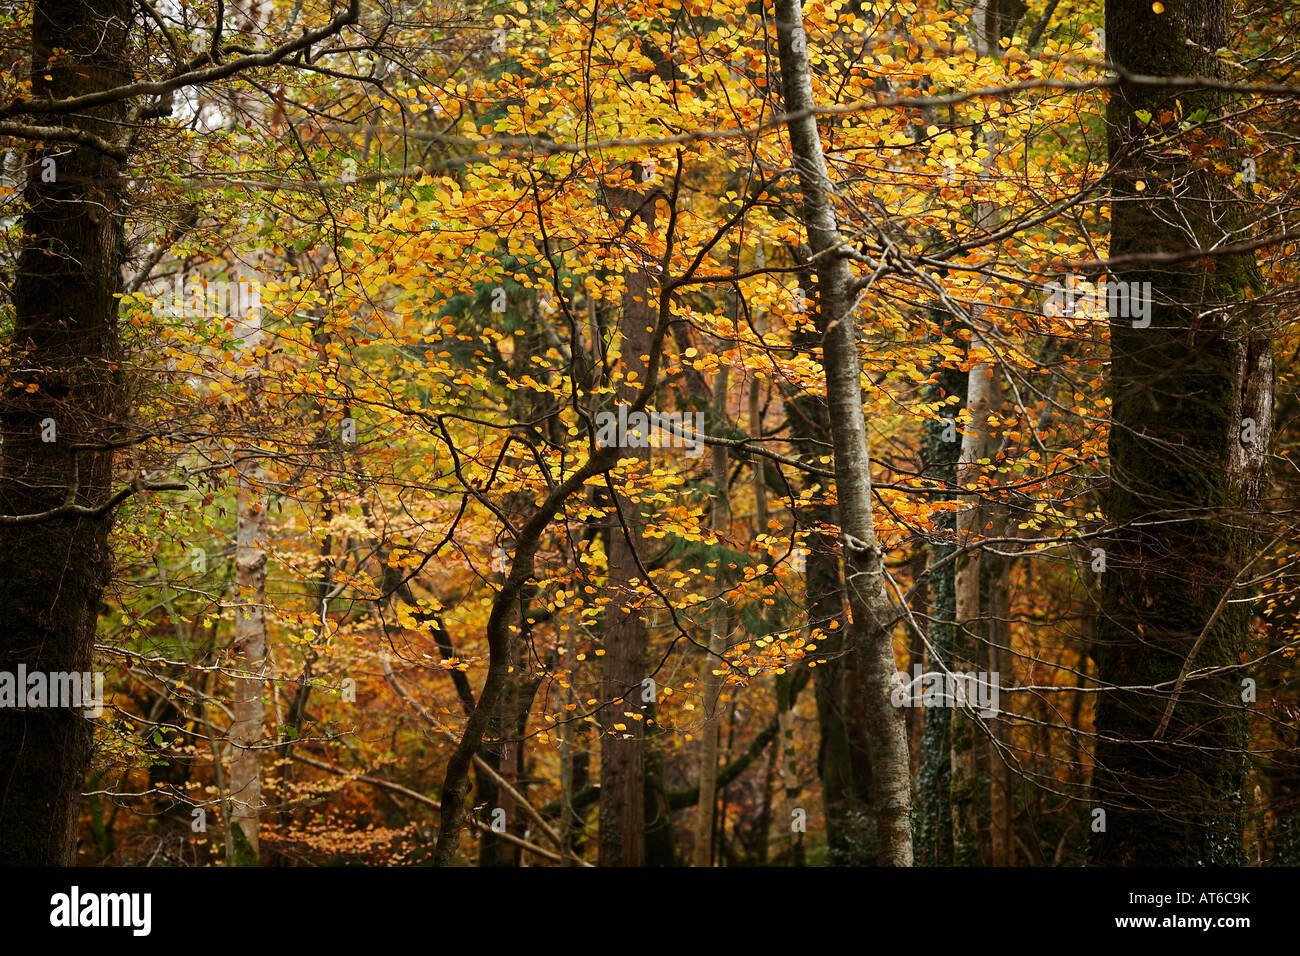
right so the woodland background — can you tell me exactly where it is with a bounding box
[0,0,1297,867]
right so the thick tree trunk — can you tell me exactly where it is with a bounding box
[1091,0,1271,866]
[0,0,130,866]
[775,0,913,865]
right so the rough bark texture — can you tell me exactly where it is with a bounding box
[915,313,966,866]
[1091,0,1272,866]
[775,0,913,865]
[597,172,657,867]
[0,0,130,866]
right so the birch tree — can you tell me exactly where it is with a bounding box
[228,281,267,865]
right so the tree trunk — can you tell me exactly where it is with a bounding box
[229,411,267,863]
[1091,0,1272,866]
[775,0,913,865]
[985,514,1013,866]
[951,347,994,866]
[692,366,730,865]
[785,282,871,863]
[916,309,966,866]
[0,0,130,866]
[597,169,657,866]
[480,319,549,867]
[228,297,267,865]
[950,0,1025,868]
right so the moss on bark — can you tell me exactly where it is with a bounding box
[1091,0,1269,866]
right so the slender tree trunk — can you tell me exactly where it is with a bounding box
[0,0,130,865]
[749,371,804,866]
[597,169,657,866]
[755,728,777,864]
[228,304,267,865]
[1091,0,1272,865]
[775,673,803,865]
[985,510,1013,866]
[559,603,580,865]
[951,348,994,866]
[785,295,870,862]
[217,4,276,866]
[950,0,1026,868]
[480,319,550,866]
[692,367,730,865]
[433,446,617,864]
[775,0,913,865]
[905,549,928,758]
[916,309,966,866]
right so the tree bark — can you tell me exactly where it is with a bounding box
[1091,0,1272,865]
[785,303,874,863]
[774,0,913,865]
[692,366,730,865]
[597,169,657,866]
[951,348,994,865]
[228,301,267,865]
[916,308,966,866]
[0,0,130,866]
[949,0,1024,866]
[985,511,1013,866]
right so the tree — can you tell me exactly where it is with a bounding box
[0,0,361,866]
[774,0,914,866]
[916,307,966,867]
[228,294,267,865]
[692,355,731,865]
[0,0,132,866]
[4,0,1298,871]
[1091,0,1273,865]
